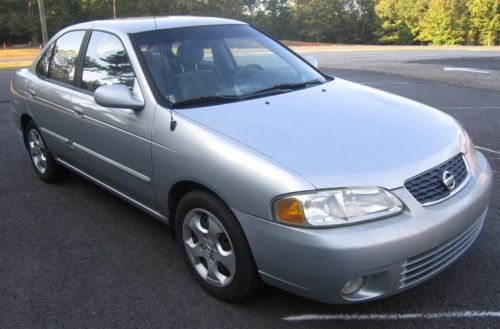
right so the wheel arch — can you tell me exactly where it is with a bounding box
[20,114,33,148]
[167,180,229,238]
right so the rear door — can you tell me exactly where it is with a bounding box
[26,30,88,162]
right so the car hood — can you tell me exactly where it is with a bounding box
[177,78,465,190]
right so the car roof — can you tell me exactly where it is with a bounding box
[69,16,247,34]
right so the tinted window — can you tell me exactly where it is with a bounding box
[49,31,86,84]
[81,31,135,92]
[36,43,54,77]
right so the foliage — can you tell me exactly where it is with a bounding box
[375,0,499,45]
[291,0,379,43]
[0,0,498,46]
[375,0,427,44]
[418,0,469,45]
[466,0,500,46]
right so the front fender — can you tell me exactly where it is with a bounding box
[151,106,314,221]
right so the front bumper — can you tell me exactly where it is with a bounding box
[234,151,493,304]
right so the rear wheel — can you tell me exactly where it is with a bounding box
[26,122,64,182]
[175,190,260,301]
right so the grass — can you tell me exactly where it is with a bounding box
[0,48,39,58]
[0,48,38,70]
[0,61,32,70]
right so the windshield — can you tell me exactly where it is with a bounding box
[132,24,327,107]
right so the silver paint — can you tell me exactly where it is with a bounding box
[93,84,145,110]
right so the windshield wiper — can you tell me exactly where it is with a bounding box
[244,79,324,98]
[171,80,325,108]
[171,95,240,109]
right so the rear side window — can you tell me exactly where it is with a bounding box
[49,30,86,84]
[81,31,135,92]
[36,43,54,78]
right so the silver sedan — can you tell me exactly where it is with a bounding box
[10,16,493,304]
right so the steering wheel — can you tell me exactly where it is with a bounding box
[232,64,264,84]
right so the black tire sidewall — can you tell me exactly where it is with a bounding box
[175,189,260,301]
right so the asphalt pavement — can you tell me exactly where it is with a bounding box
[408,56,500,71]
[1,58,499,329]
[295,47,500,91]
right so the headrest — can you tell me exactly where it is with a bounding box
[177,41,204,65]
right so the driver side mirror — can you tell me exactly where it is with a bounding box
[94,84,144,110]
[304,55,319,69]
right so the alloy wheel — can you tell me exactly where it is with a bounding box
[182,208,236,287]
[28,129,47,174]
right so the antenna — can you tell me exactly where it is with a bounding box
[153,16,177,131]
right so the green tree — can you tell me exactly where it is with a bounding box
[294,0,362,43]
[0,0,39,45]
[1,0,498,46]
[247,1,294,39]
[418,0,469,45]
[467,0,499,45]
[356,0,379,43]
[375,0,427,44]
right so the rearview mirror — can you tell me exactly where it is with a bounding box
[94,84,144,110]
[304,55,319,69]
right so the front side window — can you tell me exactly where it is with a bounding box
[132,25,327,107]
[49,30,86,84]
[81,31,135,92]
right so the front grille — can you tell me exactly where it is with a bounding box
[400,218,484,288]
[404,154,468,205]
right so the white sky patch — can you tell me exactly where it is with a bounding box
[283,311,500,322]
[443,67,490,74]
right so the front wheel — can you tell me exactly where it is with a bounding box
[175,190,260,301]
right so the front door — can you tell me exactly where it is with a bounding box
[68,31,156,209]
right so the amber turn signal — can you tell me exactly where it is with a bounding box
[274,197,305,224]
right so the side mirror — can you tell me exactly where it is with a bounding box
[304,55,319,69]
[94,84,144,110]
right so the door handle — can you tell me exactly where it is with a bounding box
[27,88,36,98]
[72,104,84,117]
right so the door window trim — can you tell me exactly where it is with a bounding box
[35,42,55,78]
[77,30,138,95]
[34,29,91,92]
[34,29,138,98]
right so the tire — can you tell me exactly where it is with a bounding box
[25,121,65,183]
[175,189,261,301]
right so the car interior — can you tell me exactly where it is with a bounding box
[139,36,305,104]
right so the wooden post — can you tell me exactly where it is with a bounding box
[37,0,48,45]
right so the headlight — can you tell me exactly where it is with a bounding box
[464,134,477,166]
[273,187,404,227]
[458,122,477,165]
